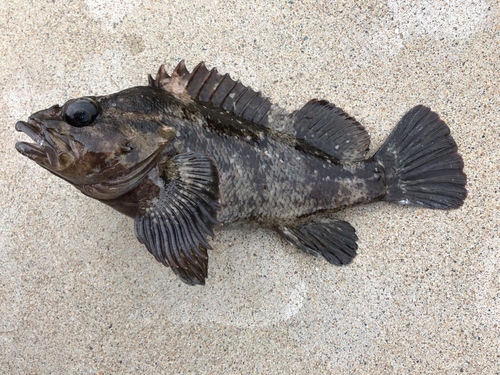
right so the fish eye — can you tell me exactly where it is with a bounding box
[64,98,100,127]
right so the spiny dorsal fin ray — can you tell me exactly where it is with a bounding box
[292,100,370,161]
[149,61,273,126]
[149,62,370,161]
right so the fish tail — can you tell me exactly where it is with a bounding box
[373,105,467,209]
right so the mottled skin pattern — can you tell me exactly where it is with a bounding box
[107,86,386,228]
[15,68,467,285]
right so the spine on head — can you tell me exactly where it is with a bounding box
[373,105,467,210]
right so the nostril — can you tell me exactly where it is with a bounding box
[48,105,61,116]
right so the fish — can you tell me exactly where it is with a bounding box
[15,61,467,285]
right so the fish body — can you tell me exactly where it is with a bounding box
[15,61,467,285]
[100,86,384,227]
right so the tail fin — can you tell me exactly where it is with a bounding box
[373,105,467,209]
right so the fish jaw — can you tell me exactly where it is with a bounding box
[15,119,75,172]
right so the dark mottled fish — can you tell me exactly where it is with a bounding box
[15,61,467,285]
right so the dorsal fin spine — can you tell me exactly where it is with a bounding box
[148,74,155,87]
[239,91,260,116]
[172,60,187,76]
[219,80,239,109]
[195,69,214,101]
[255,106,271,124]
[249,95,267,122]
[231,86,250,114]
[157,64,170,81]
[207,72,226,103]
[186,63,202,85]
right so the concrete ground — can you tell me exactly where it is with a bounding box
[1,1,499,373]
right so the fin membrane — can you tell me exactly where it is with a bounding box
[279,220,358,265]
[134,153,221,285]
[292,99,370,161]
[149,61,273,126]
[374,105,467,209]
[150,62,369,162]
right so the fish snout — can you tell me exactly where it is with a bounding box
[15,120,47,161]
[29,104,63,122]
[15,119,74,170]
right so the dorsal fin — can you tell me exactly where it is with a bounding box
[292,100,370,161]
[149,61,273,126]
[149,62,370,161]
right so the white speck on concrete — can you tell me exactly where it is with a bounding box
[84,0,139,30]
[388,0,491,39]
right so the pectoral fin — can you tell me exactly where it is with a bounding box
[279,220,358,265]
[134,153,221,285]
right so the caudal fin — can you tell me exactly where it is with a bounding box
[373,105,467,209]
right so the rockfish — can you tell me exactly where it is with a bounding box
[15,61,467,285]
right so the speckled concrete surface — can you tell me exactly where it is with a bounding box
[1,1,499,373]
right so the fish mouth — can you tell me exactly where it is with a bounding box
[15,119,73,170]
[15,120,49,161]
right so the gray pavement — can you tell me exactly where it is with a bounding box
[1,1,499,373]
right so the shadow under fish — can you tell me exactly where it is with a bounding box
[15,61,467,285]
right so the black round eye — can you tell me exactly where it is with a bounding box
[64,98,100,127]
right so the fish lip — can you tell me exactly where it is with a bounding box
[15,120,48,160]
[15,119,71,168]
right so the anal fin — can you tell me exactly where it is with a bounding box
[279,220,358,265]
[292,99,370,161]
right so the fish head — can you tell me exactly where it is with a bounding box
[15,89,176,199]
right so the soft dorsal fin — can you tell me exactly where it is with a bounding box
[292,100,370,161]
[149,61,273,126]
